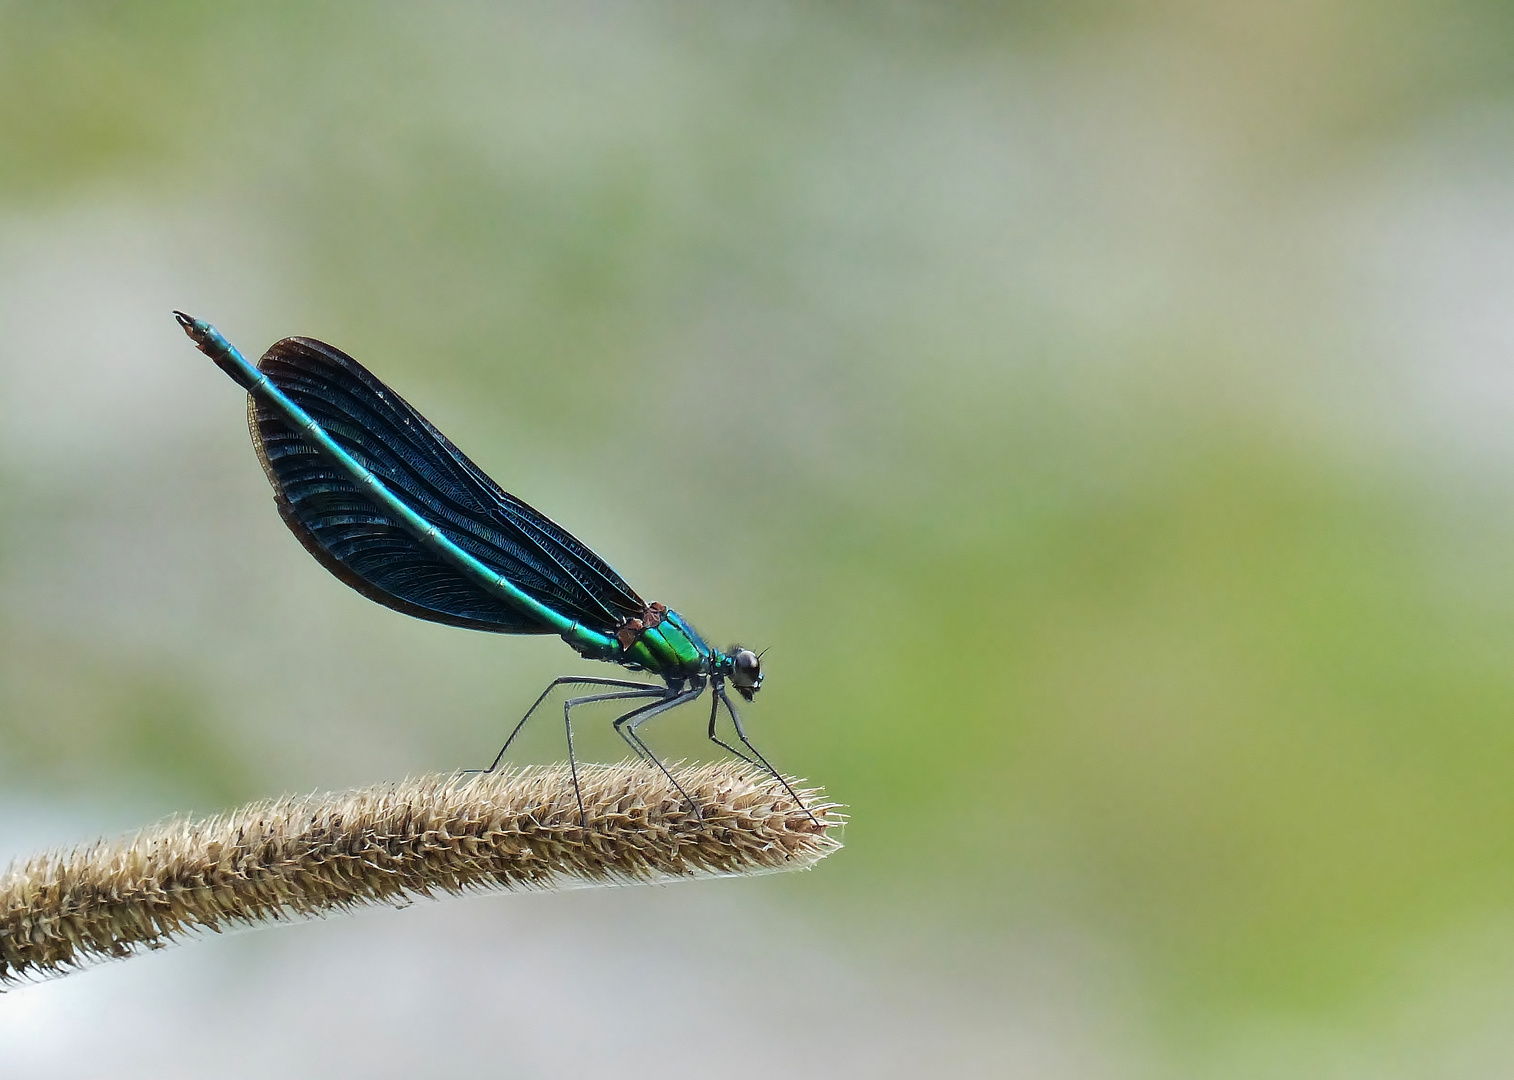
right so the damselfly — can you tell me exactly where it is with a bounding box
[174,313,807,823]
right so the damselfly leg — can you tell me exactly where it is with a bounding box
[610,696,669,762]
[717,681,819,827]
[706,689,755,765]
[476,674,809,828]
[479,675,664,774]
[613,683,708,820]
[560,687,671,824]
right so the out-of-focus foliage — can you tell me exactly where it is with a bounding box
[9,1,1514,1070]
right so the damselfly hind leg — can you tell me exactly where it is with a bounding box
[474,675,664,775]
[717,681,821,827]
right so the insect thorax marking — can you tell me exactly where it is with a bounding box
[615,601,668,653]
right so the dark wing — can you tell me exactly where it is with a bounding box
[248,336,646,634]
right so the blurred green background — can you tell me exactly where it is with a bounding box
[6,2,1514,1076]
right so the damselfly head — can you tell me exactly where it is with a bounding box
[731,647,764,701]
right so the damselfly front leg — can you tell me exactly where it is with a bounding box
[717,681,819,827]
[706,688,755,765]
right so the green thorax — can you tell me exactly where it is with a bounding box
[619,607,716,678]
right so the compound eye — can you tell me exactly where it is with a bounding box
[731,648,761,685]
[730,648,764,700]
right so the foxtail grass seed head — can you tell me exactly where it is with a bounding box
[0,761,841,984]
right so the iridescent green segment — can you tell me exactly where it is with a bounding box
[622,611,712,677]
